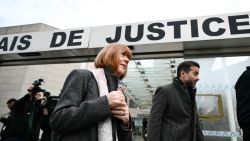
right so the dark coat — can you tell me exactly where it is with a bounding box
[5,94,42,141]
[235,66,250,130]
[0,111,14,141]
[50,68,132,141]
[147,78,204,141]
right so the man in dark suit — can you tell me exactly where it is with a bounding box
[235,66,250,141]
[147,61,204,141]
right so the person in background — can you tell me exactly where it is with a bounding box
[235,66,250,141]
[0,98,17,141]
[50,43,133,141]
[142,119,148,141]
[40,91,57,141]
[5,86,44,141]
[147,61,204,141]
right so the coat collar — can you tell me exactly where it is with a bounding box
[103,67,119,92]
[174,77,197,93]
[173,77,197,102]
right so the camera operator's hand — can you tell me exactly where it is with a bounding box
[35,91,44,100]
[27,85,35,95]
[41,98,47,106]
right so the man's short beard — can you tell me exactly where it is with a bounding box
[185,80,195,87]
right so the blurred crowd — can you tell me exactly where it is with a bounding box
[0,79,58,141]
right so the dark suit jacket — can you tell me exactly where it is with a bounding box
[50,68,131,141]
[147,78,204,141]
[235,66,250,130]
[6,94,42,141]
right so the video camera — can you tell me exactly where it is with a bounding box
[29,78,59,110]
[28,78,44,95]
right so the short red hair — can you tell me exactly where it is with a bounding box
[94,43,132,79]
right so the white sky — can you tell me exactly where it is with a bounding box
[0,0,249,29]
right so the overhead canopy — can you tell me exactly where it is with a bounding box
[1,11,250,66]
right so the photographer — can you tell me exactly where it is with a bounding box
[0,98,16,141]
[5,82,44,141]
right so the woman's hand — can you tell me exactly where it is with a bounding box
[111,104,129,126]
[106,91,126,109]
[106,91,130,125]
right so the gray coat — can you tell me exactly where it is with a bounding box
[50,68,132,141]
[147,78,204,141]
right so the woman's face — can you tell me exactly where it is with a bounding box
[115,52,130,77]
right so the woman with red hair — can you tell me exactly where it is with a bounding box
[50,43,133,141]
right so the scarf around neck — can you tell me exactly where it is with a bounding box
[92,68,114,141]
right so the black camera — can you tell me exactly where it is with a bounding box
[28,78,44,95]
[29,78,59,110]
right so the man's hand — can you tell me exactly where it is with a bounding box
[27,85,35,95]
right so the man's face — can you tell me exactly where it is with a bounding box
[181,66,200,87]
[7,101,15,110]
